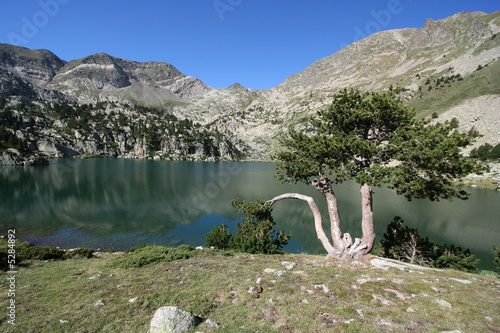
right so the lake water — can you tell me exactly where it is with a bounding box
[1,159,499,269]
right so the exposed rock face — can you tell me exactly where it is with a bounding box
[1,148,48,166]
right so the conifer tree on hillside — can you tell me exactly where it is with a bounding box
[267,88,488,258]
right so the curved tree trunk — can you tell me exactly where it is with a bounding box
[266,193,336,255]
[312,178,346,253]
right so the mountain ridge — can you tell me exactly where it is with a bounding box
[0,10,499,165]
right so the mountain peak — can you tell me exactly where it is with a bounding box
[227,83,246,90]
[0,43,66,84]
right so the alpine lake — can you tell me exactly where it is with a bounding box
[1,158,499,269]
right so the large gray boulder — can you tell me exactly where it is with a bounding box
[148,306,200,333]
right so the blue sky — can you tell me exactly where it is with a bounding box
[0,1,498,90]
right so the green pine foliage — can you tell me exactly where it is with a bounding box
[275,88,486,200]
[205,199,291,254]
[205,223,232,250]
[493,245,500,271]
[376,217,480,272]
[433,244,480,272]
[115,245,196,268]
[375,216,437,265]
[470,143,500,161]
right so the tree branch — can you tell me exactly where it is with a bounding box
[267,193,336,254]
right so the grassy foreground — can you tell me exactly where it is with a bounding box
[1,247,499,333]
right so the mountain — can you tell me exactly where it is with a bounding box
[49,53,212,105]
[0,11,499,165]
[276,11,498,93]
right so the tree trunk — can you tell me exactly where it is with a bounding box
[312,178,346,253]
[266,181,377,259]
[349,183,375,256]
[266,193,336,255]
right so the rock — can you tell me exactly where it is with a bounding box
[281,261,297,270]
[94,300,105,307]
[436,298,452,308]
[370,257,441,271]
[205,318,219,328]
[406,307,416,313]
[149,306,200,333]
[313,284,330,293]
[448,278,472,284]
[263,268,276,274]
[128,297,139,303]
[273,270,288,277]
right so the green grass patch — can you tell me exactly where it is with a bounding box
[0,247,499,332]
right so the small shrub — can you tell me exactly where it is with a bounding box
[205,223,232,249]
[205,199,291,254]
[115,245,196,268]
[124,244,149,253]
[493,245,500,271]
[377,217,479,272]
[63,248,94,259]
[18,245,65,260]
[375,216,436,265]
[433,244,479,272]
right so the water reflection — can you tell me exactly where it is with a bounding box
[0,159,498,268]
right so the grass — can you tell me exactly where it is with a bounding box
[1,246,499,332]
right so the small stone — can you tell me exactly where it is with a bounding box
[255,277,263,284]
[281,261,298,270]
[128,297,139,303]
[343,319,355,324]
[313,284,330,293]
[406,307,416,313]
[436,298,452,308]
[273,270,288,277]
[263,268,276,274]
[205,318,218,328]
[448,278,472,284]
[195,246,204,250]
[59,320,69,324]
[94,300,105,307]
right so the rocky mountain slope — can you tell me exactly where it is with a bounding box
[0,11,499,165]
